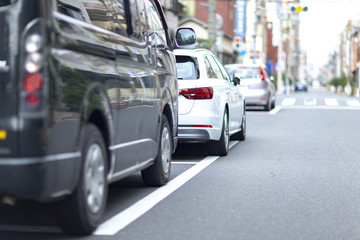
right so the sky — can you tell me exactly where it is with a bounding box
[299,0,360,67]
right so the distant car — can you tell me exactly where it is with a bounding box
[225,64,276,111]
[174,48,246,156]
[295,82,308,92]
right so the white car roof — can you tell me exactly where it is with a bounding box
[174,48,215,58]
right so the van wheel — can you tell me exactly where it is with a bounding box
[57,123,107,235]
[142,114,171,186]
[208,111,229,156]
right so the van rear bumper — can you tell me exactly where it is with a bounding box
[0,152,81,202]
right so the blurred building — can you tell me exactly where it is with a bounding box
[325,19,360,95]
[159,0,183,36]
[178,0,236,64]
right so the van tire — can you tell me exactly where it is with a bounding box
[57,123,107,235]
[142,114,172,186]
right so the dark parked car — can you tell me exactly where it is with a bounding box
[0,0,194,235]
[295,82,308,92]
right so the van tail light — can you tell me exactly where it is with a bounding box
[27,94,40,106]
[24,73,43,106]
[179,87,213,99]
[259,66,266,81]
[21,22,45,108]
[24,73,43,92]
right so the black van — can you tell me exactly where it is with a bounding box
[0,0,195,235]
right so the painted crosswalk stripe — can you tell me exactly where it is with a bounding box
[304,98,317,106]
[347,99,360,107]
[281,98,296,106]
[324,98,339,106]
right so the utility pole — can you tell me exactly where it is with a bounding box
[252,0,259,63]
[208,0,217,53]
[277,18,283,94]
[277,0,284,94]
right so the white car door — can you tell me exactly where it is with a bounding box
[208,56,242,132]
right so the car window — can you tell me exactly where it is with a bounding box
[227,67,260,79]
[81,0,129,37]
[0,0,15,7]
[206,55,224,80]
[176,56,199,80]
[204,57,218,79]
[144,0,167,45]
[213,57,231,82]
[110,0,129,36]
[58,4,84,21]
[129,0,147,41]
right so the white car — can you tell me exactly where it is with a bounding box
[174,48,246,156]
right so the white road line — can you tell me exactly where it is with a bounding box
[281,98,296,106]
[269,106,281,115]
[94,156,220,235]
[229,141,238,149]
[281,105,360,110]
[172,161,199,165]
[347,99,360,107]
[304,98,317,106]
[325,98,339,106]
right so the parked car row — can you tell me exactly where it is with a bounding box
[0,0,269,236]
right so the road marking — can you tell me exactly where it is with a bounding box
[281,98,296,106]
[304,98,317,106]
[94,156,220,235]
[325,98,339,106]
[229,141,238,149]
[0,142,240,235]
[347,99,360,107]
[172,161,199,165]
[269,106,281,115]
[281,105,360,110]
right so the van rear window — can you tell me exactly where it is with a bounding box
[0,0,15,7]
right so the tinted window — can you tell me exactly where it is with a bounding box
[129,0,147,41]
[82,0,113,31]
[176,56,199,80]
[145,0,166,44]
[58,5,84,21]
[111,0,129,36]
[82,0,129,36]
[0,0,15,7]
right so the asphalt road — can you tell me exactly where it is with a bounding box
[1,89,360,240]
